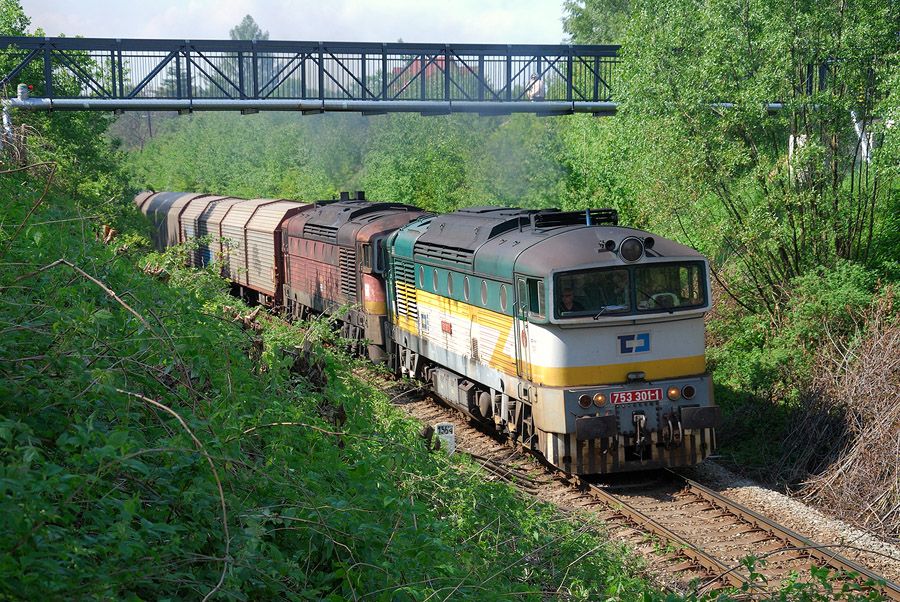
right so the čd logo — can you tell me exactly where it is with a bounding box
[618,333,650,354]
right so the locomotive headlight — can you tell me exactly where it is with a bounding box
[682,385,696,399]
[578,394,592,408]
[619,237,644,262]
[593,392,606,406]
[667,386,681,401]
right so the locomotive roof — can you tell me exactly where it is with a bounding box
[511,225,704,276]
[285,200,423,246]
[412,207,541,253]
[391,206,704,279]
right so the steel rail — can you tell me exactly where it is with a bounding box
[569,475,766,593]
[407,392,899,598]
[405,393,750,591]
[675,472,900,601]
[413,400,759,594]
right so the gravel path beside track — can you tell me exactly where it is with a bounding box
[684,462,900,583]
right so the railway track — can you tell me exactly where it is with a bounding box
[574,472,900,600]
[392,390,900,600]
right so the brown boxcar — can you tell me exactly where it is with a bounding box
[244,201,308,301]
[198,197,247,268]
[165,193,209,248]
[219,199,277,286]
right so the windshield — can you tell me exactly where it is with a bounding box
[635,263,706,311]
[554,268,630,318]
[554,262,706,319]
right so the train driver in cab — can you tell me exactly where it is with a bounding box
[559,287,584,313]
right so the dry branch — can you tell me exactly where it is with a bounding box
[13,258,152,330]
[798,289,899,538]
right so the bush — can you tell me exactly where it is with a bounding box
[710,261,878,402]
[797,287,898,537]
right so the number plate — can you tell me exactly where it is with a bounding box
[610,388,662,404]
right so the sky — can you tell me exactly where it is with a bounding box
[19,0,569,44]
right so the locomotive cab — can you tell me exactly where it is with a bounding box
[510,228,719,472]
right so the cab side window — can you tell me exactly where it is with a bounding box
[529,279,545,318]
[516,278,528,317]
[517,277,546,320]
[373,238,387,274]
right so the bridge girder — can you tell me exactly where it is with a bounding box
[1,36,622,115]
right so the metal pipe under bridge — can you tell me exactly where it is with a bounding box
[1,37,624,116]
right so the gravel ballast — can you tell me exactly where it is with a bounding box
[686,461,900,583]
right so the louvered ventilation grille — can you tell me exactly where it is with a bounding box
[394,260,418,320]
[532,209,618,228]
[339,247,357,301]
[413,242,475,266]
[303,223,339,242]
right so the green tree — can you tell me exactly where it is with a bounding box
[557,116,638,221]
[609,0,897,313]
[562,0,631,44]
[227,15,271,98]
[468,114,568,208]
[361,114,477,211]
[0,0,28,35]
[229,14,269,41]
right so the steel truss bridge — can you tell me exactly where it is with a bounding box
[1,37,623,115]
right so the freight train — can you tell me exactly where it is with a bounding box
[135,191,721,474]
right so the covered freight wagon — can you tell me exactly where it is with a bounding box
[137,191,187,250]
[163,193,208,248]
[197,197,246,268]
[178,195,236,267]
[219,199,308,304]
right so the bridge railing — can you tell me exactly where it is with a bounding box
[0,37,622,107]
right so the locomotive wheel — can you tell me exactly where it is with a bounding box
[477,391,492,418]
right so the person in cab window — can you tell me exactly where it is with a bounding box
[526,73,545,101]
[559,288,584,312]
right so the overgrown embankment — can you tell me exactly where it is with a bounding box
[708,267,899,537]
[0,168,660,599]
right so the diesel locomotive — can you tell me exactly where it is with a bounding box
[135,191,721,474]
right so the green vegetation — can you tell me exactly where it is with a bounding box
[3,168,884,600]
[1,167,659,598]
[2,0,898,597]
[4,5,662,594]
[599,0,898,505]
